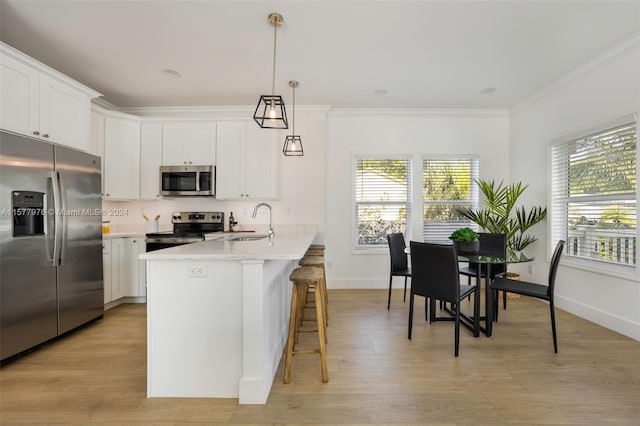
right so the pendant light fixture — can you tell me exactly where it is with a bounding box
[283,80,303,156]
[253,12,288,129]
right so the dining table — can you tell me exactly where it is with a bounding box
[456,251,534,337]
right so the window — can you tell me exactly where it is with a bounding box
[551,117,637,271]
[354,158,411,249]
[422,158,479,243]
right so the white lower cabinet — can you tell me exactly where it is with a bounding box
[102,240,112,304]
[103,237,146,306]
[124,237,146,297]
[105,238,125,303]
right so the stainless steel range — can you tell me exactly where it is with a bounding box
[145,211,224,252]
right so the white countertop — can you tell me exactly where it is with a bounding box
[139,225,318,261]
[102,223,172,239]
[103,231,146,239]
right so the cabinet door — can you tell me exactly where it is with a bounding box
[0,53,39,137]
[110,238,125,301]
[104,116,140,199]
[137,240,147,297]
[123,238,141,297]
[102,240,112,304]
[245,124,278,199]
[188,122,216,165]
[89,112,105,194]
[88,112,105,158]
[215,121,246,199]
[39,74,91,151]
[162,123,188,165]
[140,122,163,199]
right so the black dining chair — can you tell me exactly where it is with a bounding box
[408,241,478,356]
[490,240,565,353]
[387,233,411,310]
[459,233,507,308]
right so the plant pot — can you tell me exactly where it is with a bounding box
[453,240,479,254]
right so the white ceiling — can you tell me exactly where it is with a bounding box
[1,0,639,109]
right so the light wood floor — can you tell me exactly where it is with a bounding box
[1,289,638,425]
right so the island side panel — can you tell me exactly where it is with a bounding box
[147,259,243,398]
[239,259,297,404]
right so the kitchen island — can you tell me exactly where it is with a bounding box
[139,226,318,404]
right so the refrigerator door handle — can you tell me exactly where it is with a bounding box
[49,171,62,266]
[45,175,54,264]
[58,172,68,265]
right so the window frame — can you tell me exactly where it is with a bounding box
[352,154,412,252]
[548,113,639,279]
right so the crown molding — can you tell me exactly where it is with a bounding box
[511,33,640,114]
[328,108,508,117]
[91,97,120,111]
[116,105,331,119]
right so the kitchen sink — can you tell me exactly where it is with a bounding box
[228,235,269,241]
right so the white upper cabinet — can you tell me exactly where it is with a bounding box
[162,122,216,166]
[216,121,279,199]
[103,114,140,200]
[89,110,106,194]
[0,42,100,151]
[140,122,163,200]
[0,52,39,137]
[88,110,105,158]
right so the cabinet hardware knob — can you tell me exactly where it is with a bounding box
[33,131,40,136]
[106,193,110,196]
[43,134,49,138]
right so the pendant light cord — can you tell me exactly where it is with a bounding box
[271,24,277,96]
[292,85,295,134]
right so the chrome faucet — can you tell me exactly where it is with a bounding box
[252,202,274,240]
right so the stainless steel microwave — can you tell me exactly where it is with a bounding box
[159,165,215,196]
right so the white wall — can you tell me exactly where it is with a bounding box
[324,110,510,289]
[509,35,640,339]
[103,109,327,241]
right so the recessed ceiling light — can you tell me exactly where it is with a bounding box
[162,69,181,78]
[373,89,388,96]
[480,87,496,94]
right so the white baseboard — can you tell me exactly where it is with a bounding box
[549,295,638,341]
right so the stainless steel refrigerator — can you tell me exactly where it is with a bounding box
[1,130,103,362]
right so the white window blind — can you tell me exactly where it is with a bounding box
[354,158,411,248]
[551,120,637,269]
[422,158,479,243]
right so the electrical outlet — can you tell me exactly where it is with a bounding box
[188,264,207,278]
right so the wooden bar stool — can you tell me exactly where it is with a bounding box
[299,255,328,325]
[305,248,324,256]
[284,267,328,384]
[309,244,325,250]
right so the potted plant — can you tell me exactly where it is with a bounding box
[449,227,480,254]
[457,179,547,254]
